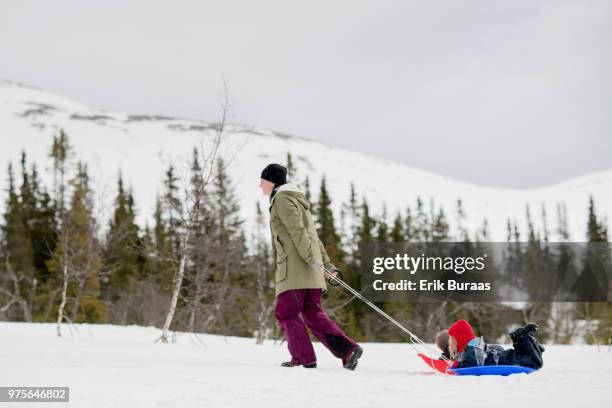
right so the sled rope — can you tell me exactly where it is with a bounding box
[324,268,450,364]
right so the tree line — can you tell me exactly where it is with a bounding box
[1,132,609,345]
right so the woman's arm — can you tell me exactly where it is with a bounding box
[276,195,319,270]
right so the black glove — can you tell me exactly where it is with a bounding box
[327,268,343,286]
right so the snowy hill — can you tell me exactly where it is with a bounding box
[3,322,611,407]
[1,80,610,240]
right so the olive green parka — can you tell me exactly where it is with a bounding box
[269,183,336,296]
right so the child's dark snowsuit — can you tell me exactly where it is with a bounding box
[448,319,544,370]
[457,335,543,369]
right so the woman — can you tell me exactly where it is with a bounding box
[260,163,363,370]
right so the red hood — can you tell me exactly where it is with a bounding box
[448,319,476,352]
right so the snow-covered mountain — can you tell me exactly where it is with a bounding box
[1,80,610,241]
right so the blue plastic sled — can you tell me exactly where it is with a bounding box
[449,365,536,376]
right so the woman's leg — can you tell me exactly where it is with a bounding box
[301,289,358,359]
[275,289,317,365]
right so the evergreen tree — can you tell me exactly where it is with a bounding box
[212,159,249,334]
[252,202,274,344]
[49,129,71,225]
[474,218,489,242]
[213,158,243,241]
[432,207,449,242]
[347,183,358,218]
[506,219,513,242]
[577,196,610,344]
[525,204,538,243]
[513,221,521,241]
[504,218,522,280]
[348,198,377,340]
[286,152,296,180]
[19,152,35,235]
[48,162,105,329]
[522,204,552,340]
[341,182,360,261]
[149,196,174,292]
[390,212,404,243]
[36,133,72,323]
[587,196,608,242]
[163,165,181,255]
[455,199,469,242]
[541,204,549,243]
[375,206,389,244]
[556,202,570,241]
[103,174,140,321]
[315,176,344,266]
[357,198,375,248]
[30,176,57,284]
[153,197,169,260]
[404,207,414,241]
[413,197,429,241]
[182,149,210,332]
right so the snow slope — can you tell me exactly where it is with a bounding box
[1,80,610,240]
[2,322,611,408]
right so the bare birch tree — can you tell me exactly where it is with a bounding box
[0,250,33,321]
[156,84,232,343]
[51,162,104,337]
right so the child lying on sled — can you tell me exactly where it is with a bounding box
[438,319,544,370]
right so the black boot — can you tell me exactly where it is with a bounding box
[510,323,539,343]
[281,361,317,368]
[529,335,546,353]
[342,346,363,371]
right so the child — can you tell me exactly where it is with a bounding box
[445,319,544,369]
[435,329,451,360]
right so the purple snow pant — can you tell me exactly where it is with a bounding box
[275,288,358,365]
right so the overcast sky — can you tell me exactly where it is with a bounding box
[2,0,611,188]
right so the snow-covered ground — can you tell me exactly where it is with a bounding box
[3,322,611,407]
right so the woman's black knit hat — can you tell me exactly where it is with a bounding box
[261,163,287,186]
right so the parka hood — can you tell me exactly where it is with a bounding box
[270,182,310,209]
